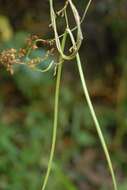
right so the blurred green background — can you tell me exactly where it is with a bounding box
[0,0,127,189]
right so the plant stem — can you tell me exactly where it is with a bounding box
[41,31,67,190]
[76,53,118,190]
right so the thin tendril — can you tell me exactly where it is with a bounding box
[31,60,54,73]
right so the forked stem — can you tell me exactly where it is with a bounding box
[41,0,118,189]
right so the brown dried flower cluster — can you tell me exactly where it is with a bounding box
[0,48,20,74]
[26,35,39,50]
[0,35,56,74]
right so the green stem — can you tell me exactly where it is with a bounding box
[41,31,67,190]
[76,53,118,190]
[67,27,118,189]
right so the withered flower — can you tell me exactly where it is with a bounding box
[18,48,27,58]
[0,35,56,74]
[0,48,19,74]
[26,35,39,50]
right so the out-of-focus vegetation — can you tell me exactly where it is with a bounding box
[0,0,127,190]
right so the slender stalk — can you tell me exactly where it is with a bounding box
[76,53,118,190]
[41,31,67,190]
[67,28,118,190]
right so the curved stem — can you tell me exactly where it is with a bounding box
[67,28,118,190]
[76,53,118,190]
[41,31,67,190]
[32,60,54,73]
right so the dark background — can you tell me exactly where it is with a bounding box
[0,0,127,189]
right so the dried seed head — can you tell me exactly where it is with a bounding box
[0,35,56,74]
[26,35,39,47]
[0,48,19,74]
[28,57,41,68]
[18,48,27,58]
